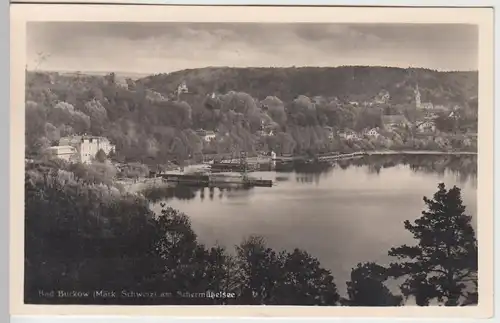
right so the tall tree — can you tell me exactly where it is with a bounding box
[234,236,339,306]
[95,149,107,163]
[388,183,478,306]
[276,248,340,305]
[343,262,403,306]
[234,235,285,304]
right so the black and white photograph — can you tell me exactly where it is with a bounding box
[15,5,494,313]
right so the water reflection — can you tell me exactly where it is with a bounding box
[148,155,477,296]
[143,155,477,202]
[295,173,323,185]
[368,164,382,175]
[288,155,477,186]
[359,155,478,186]
[275,175,291,182]
[143,184,255,202]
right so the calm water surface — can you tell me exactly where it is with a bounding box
[151,157,477,290]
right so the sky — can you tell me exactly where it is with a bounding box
[26,22,478,74]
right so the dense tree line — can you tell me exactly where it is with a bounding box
[139,66,478,104]
[25,160,478,306]
[26,68,477,167]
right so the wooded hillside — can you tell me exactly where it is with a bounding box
[138,66,478,105]
[25,66,478,166]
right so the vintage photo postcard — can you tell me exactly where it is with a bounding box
[10,4,494,318]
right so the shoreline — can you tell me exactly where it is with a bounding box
[363,150,477,156]
[176,150,478,170]
[268,150,477,162]
[118,150,477,195]
[192,150,477,165]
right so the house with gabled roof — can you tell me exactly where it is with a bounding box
[196,129,217,142]
[415,120,436,133]
[338,129,360,141]
[364,127,380,138]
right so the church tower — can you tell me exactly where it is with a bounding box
[414,84,421,109]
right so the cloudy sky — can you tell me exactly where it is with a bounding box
[26,22,478,74]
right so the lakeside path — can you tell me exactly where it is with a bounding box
[274,150,478,162]
[365,150,477,156]
[176,150,478,169]
[182,151,478,166]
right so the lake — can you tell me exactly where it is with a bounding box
[150,155,477,294]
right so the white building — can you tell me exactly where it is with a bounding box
[196,129,217,142]
[338,130,360,141]
[44,145,78,162]
[374,90,390,104]
[59,135,115,164]
[177,81,188,94]
[365,128,380,138]
[416,121,436,133]
[204,131,216,142]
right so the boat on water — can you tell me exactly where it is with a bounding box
[158,172,273,188]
